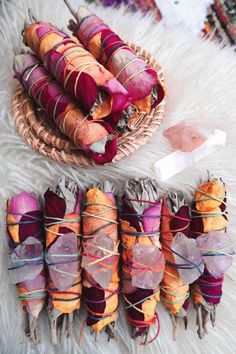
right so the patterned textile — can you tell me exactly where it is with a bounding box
[203,0,236,47]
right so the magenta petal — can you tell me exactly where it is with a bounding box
[142,201,162,233]
[36,24,57,38]
[83,286,105,326]
[9,192,40,221]
[58,227,73,235]
[8,191,42,243]
[125,289,153,335]
[170,205,191,233]
[65,70,98,111]
[19,210,42,243]
[46,93,69,119]
[78,72,98,110]
[183,298,190,311]
[90,122,117,164]
[91,138,117,164]
[126,68,157,101]
[44,190,66,222]
[152,81,165,108]
[100,29,124,60]
[44,85,69,119]
[198,270,223,305]
[104,78,131,111]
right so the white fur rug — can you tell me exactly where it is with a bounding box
[156,0,212,33]
[0,1,236,353]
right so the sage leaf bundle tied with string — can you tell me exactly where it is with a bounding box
[81,181,119,342]
[44,177,82,345]
[120,178,165,345]
[6,192,47,343]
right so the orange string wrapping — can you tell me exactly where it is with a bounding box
[121,191,163,344]
[160,199,190,315]
[82,187,119,334]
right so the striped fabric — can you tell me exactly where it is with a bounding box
[203,0,236,47]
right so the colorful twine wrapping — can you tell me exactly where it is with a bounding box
[68,6,165,119]
[160,194,192,316]
[190,179,227,308]
[13,52,117,164]
[82,182,119,335]
[6,191,46,342]
[23,20,131,119]
[44,177,82,344]
[120,178,164,344]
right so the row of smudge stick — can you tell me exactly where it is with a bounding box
[6,176,234,345]
[14,3,165,165]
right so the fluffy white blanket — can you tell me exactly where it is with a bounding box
[0,1,236,353]
[156,0,212,33]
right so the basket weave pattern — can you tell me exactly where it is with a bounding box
[12,44,165,166]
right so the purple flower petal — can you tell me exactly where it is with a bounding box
[9,192,40,221]
[142,200,162,233]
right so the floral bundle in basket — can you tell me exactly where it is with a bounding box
[12,5,165,166]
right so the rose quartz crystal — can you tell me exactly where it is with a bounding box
[171,233,204,284]
[47,233,80,291]
[132,243,165,289]
[163,120,206,152]
[82,233,116,288]
[9,237,43,284]
[196,231,235,278]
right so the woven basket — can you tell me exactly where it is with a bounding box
[12,44,165,166]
